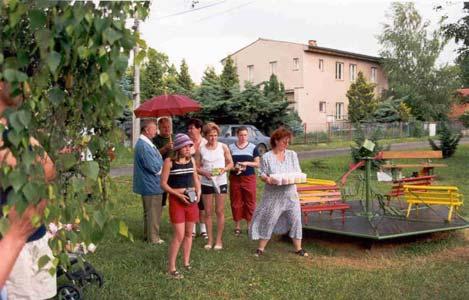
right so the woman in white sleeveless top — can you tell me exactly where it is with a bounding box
[195,122,233,250]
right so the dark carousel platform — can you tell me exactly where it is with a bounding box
[302,199,469,240]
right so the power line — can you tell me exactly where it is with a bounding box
[194,0,255,23]
[156,0,227,20]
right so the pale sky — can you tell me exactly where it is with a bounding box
[140,0,465,83]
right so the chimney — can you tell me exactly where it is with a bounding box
[308,40,317,47]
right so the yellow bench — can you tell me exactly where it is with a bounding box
[404,185,464,222]
[297,179,350,224]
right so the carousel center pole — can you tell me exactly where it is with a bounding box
[364,157,373,218]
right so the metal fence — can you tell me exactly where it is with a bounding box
[295,121,464,144]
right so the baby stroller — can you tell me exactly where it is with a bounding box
[56,247,104,300]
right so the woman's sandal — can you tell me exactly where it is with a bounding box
[295,249,309,257]
[204,244,212,250]
[234,229,241,236]
[184,264,192,271]
[168,270,184,280]
[254,248,264,257]
[213,244,223,251]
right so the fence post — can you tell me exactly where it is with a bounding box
[304,123,307,144]
[348,122,352,141]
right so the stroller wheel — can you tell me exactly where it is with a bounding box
[86,270,104,288]
[58,284,83,300]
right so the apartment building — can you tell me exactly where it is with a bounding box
[224,38,388,131]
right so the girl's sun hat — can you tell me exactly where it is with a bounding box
[173,133,194,151]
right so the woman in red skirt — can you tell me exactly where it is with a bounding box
[228,126,260,236]
[161,134,201,279]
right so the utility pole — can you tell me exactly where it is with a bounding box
[132,16,141,148]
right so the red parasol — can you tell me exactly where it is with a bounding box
[134,94,201,118]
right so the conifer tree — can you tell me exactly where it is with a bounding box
[164,63,180,94]
[140,48,169,100]
[346,71,377,123]
[177,59,194,94]
[194,66,227,122]
[220,56,240,101]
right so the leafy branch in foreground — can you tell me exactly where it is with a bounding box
[1,0,150,269]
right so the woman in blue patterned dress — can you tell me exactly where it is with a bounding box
[249,127,308,257]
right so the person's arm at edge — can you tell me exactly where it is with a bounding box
[222,144,234,173]
[0,199,47,288]
[191,157,202,202]
[194,150,210,178]
[140,144,163,175]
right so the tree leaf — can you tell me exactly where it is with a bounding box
[17,110,31,128]
[99,72,109,86]
[77,46,88,59]
[35,29,52,54]
[7,130,22,147]
[118,220,128,237]
[103,27,123,45]
[135,51,146,66]
[9,3,27,27]
[8,169,26,192]
[3,69,28,82]
[22,182,40,202]
[80,161,99,180]
[0,218,9,236]
[48,87,65,105]
[29,10,47,30]
[57,153,77,172]
[38,255,50,269]
[93,210,105,229]
[47,51,62,74]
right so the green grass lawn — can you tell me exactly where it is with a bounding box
[84,145,469,299]
[110,144,134,168]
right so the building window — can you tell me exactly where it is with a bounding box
[270,61,277,75]
[247,65,254,82]
[371,67,377,83]
[349,64,357,81]
[335,62,344,80]
[335,102,344,120]
[319,101,326,113]
[319,59,324,71]
[293,58,299,70]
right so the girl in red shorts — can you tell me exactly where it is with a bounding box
[161,134,201,279]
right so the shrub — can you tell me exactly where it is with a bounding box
[428,122,462,158]
[409,121,425,137]
[350,126,387,169]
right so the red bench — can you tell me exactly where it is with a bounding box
[386,175,436,205]
[297,185,350,224]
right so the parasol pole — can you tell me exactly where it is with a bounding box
[168,115,173,144]
[132,14,141,148]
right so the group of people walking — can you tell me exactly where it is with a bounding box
[133,118,308,279]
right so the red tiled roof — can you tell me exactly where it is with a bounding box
[449,89,469,119]
[457,88,469,97]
